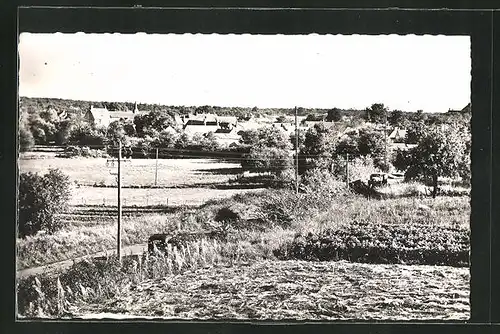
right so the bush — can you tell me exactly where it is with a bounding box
[60,146,105,158]
[18,169,71,238]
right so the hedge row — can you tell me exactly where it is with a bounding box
[274,221,469,267]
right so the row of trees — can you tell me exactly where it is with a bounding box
[237,117,471,198]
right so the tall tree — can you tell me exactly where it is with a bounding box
[240,127,292,176]
[365,103,389,123]
[393,125,468,198]
[241,146,292,177]
[299,123,338,173]
[19,126,35,152]
[326,108,342,122]
[388,109,406,127]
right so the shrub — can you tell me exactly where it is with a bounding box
[18,169,71,237]
[60,146,105,158]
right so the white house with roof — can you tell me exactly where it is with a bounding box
[181,113,239,137]
[85,102,148,127]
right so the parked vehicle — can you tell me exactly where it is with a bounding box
[148,230,226,255]
[368,173,388,188]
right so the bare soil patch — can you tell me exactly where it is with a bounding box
[73,260,469,321]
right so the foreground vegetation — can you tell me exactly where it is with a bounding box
[17,182,470,318]
[18,258,469,320]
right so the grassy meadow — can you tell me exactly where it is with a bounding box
[18,155,243,188]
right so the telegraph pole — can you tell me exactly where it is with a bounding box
[295,106,299,195]
[384,112,388,170]
[155,148,159,186]
[117,141,122,265]
[346,152,350,188]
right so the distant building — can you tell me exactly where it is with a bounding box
[213,128,241,146]
[448,103,471,113]
[181,113,238,136]
[85,102,148,127]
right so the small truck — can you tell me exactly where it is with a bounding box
[368,173,388,188]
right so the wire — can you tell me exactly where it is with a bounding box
[28,144,369,159]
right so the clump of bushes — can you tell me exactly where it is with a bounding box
[18,169,71,238]
[59,146,106,158]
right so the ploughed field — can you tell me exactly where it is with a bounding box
[73,260,469,320]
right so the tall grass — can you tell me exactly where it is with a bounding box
[17,213,183,269]
[17,237,252,318]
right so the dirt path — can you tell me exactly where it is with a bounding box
[17,243,148,278]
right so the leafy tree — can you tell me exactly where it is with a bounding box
[174,133,191,149]
[388,109,406,127]
[405,121,426,144]
[357,128,387,160]
[239,129,259,147]
[305,114,324,122]
[154,129,179,148]
[19,126,35,152]
[195,105,215,115]
[335,132,359,157]
[123,120,137,137]
[201,132,220,151]
[412,109,427,122]
[106,120,128,145]
[299,123,338,173]
[365,103,388,123]
[239,127,291,150]
[326,108,342,122]
[241,146,292,176]
[191,132,220,151]
[39,108,59,123]
[393,125,468,198]
[69,124,107,147]
[18,169,71,237]
[54,120,74,145]
[289,128,306,151]
[134,111,175,137]
[28,115,57,144]
[458,132,471,185]
[240,127,292,176]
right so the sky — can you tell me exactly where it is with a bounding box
[18,33,471,113]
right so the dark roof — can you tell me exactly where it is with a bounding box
[215,128,233,134]
[185,119,205,126]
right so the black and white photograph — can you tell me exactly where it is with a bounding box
[16,30,471,320]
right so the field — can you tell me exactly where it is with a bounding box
[18,155,263,207]
[73,260,469,320]
[18,155,243,187]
